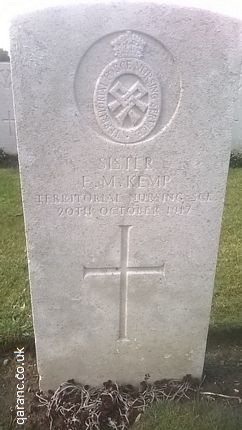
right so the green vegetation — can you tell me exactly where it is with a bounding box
[212,168,242,329]
[0,168,33,349]
[0,48,10,62]
[0,149,18,168]
[133,400,242,430]
[230,151,242,168]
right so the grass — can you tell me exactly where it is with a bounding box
[133,400,242,430]
[211,169,242,329]
[0,166,242,429]
[0,168,33,349]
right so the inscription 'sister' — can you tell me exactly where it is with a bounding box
[83,225,165,340]
[98,156,153,171]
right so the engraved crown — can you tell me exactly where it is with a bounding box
[111,31,146,59]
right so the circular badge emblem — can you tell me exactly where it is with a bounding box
[94,46,161,143]
[75,30,181,144]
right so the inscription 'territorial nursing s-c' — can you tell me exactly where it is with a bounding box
[93,31,162,144]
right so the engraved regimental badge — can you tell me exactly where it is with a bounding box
[93,31,161,143]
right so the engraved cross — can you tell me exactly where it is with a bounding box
[83,225,165,340]
[2,110,15,136]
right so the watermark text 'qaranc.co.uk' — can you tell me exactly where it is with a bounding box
[15,347,27,426]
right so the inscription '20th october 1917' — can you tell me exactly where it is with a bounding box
[36,156,212,218]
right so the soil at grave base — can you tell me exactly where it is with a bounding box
[1,346,242,430]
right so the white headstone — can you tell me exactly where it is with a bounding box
[0,62,17,155]
[10,2,242,391]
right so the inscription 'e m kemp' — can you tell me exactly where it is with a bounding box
[35,156,212,217]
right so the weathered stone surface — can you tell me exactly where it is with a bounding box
[0,62,17,155]
[233,65,242,153]
[10,2,242,391]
